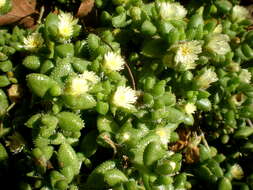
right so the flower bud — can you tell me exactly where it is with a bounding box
[194,68,218,89]
[232,5,250,22]
[206,34,230,56]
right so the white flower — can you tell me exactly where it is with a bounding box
[67,77,89,96]
[122,132,130,140]
[184,103,197,115]
[232,5,249,22]
[104,52,125,72]
[112,86,137,109]
[81,70,100,84]
[23,33,44,51]
[158,2,187,21]
[196,68,218,89]
[239,69,252,83]
[156,127,170,145]
[174,41,202,71]
[0,0,6,7]
[206,34,231,55]
[65,71,100,96]
[58,12,78,39]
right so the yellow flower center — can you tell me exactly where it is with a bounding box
[30,40,40,48]
[156,129,166,138]
[181,46,191,56]
[123,133,130,140]
[59,25,72,38]
[110,60,118,67]
[118,94,127,102]
[67,78,88,96]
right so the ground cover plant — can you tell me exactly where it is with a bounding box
[0,0,253,189]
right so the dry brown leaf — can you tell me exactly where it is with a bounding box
[170,128,191,151]
[169,127,201,164]
[185,146,200,164]
[0,0,37,28]
[77,0,94,18]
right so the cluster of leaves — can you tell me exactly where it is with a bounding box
[0,0,253,189]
